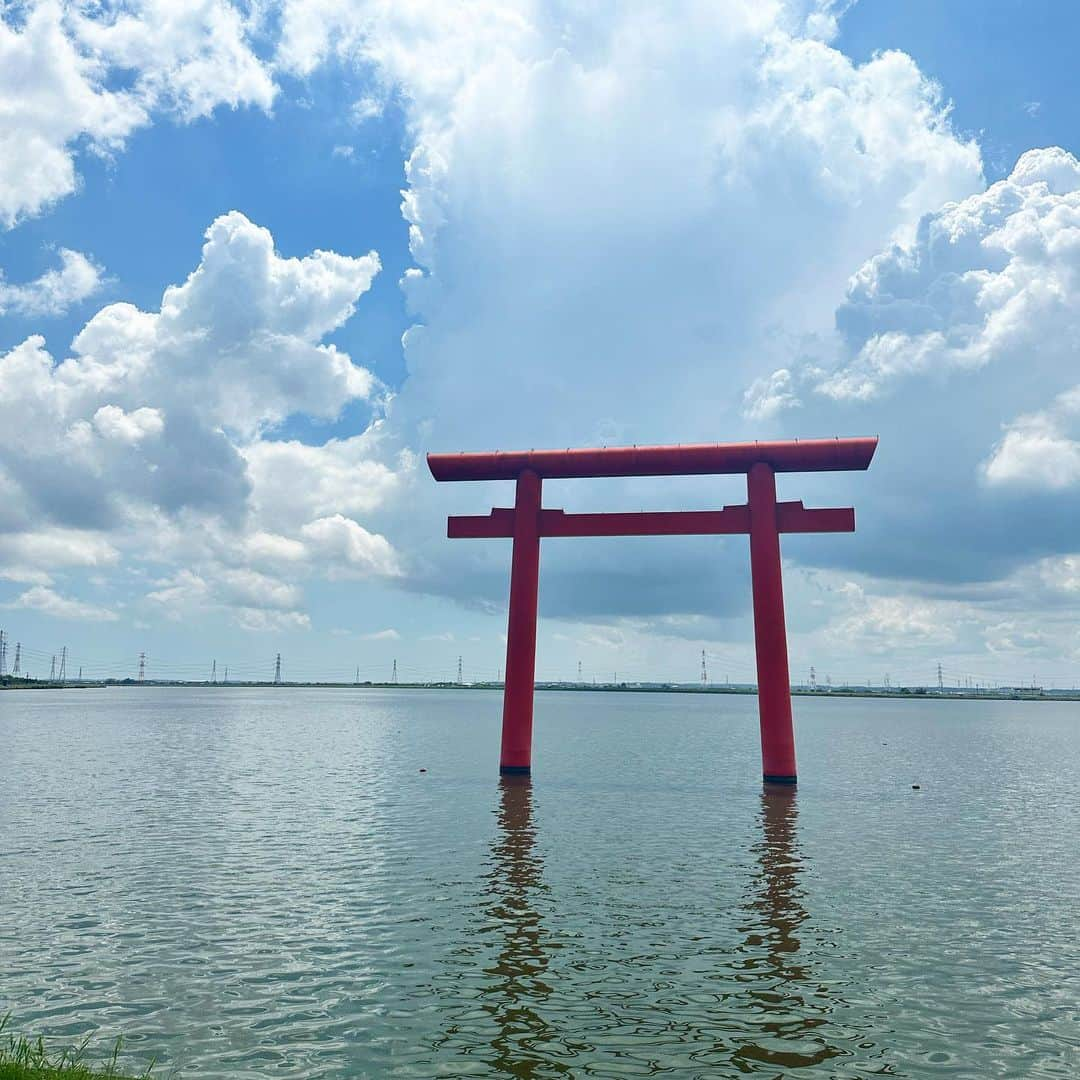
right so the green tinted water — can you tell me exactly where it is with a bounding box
[1,688,1077,1078]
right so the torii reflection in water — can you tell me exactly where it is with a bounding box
[479,775,564,1077]
[470,783,878,1075]
[730,787,845,1072]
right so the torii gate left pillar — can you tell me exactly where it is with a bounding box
[429,437,877,784]
[501,469,542,774]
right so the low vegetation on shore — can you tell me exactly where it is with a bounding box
[0,1023,147,1080]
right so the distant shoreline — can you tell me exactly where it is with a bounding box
[1,678,1076,702]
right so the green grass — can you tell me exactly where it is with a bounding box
[0,1019,151,1080]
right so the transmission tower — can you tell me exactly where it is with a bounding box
[937,662,944,691]
[578,659,583,683]
[12,642,20,676]
[210,659,217,684]
[0,630,6,675]
[457,655,463,685]
[274,653,282,684]
[223,666,228,684]
[49,655,56,681]
[58,647,67,682]
[391,659,398,684]
[355,666,360,685]
[78,666,82,681]
[810,665,817,691]
[138,652,146,681]
[700,649,708,686]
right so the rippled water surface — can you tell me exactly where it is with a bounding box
[2,687,1079,1078]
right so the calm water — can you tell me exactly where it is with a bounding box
[1,688,1078,1078]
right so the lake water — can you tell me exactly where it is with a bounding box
[1,687,1078,1078]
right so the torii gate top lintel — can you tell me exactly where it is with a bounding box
[428,435,878,786]
[427,436,877,482]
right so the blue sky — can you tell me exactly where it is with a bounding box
[839,0,1077,181]
[2,0,1080,688]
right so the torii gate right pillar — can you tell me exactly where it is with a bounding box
[748,462,797,784]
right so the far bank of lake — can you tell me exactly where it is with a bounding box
[2,677,1075,702]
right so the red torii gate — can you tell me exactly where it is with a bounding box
[428,437,877,784]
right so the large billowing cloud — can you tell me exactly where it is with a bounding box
[386,7,982,455]
[273,0,984,621]
[0,212,404,627]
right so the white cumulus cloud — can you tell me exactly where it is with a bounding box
[71,0,276,121]
[0,248,103,315]
[300,514,403,578]
[735,147,1080,597]
[0,0,274,228]
[983,387,1080,491]
[92,405,165,444]
[4,584,118,621]
[798,147,1080,406]
[0,212,403,628]
[0,211,383,537]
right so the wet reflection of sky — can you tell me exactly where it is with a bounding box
[2,688,1079,1078]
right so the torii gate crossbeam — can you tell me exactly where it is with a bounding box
[428,438,877,785]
